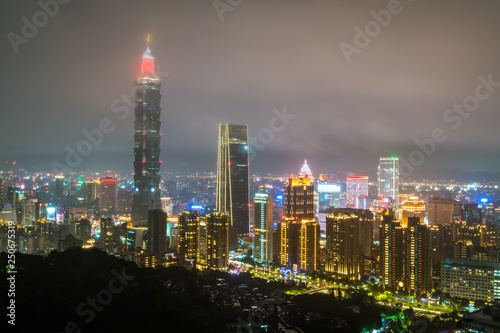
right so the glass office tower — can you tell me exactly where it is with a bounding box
[377,157,400,204]
[216,124,250,249]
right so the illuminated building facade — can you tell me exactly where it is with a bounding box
[205,212,230,268]
[318,182,342,213]
[216,124,249,249]
[380,214,404,290]
[442,259,500,302]
[99,176,117,212]
[253,193,273,263]
[132,40,163,226]
[177,211,200,267]
[345,177,368,208]
[299,160,312,178]
[299,220,320,271]
[279,217,301,269]
[325,210,361,279]
[377,157,399,204]
[280,173,319,272]
[401,197,425,228]
[405,216,431,296]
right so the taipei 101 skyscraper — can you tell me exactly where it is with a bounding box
[132,36,162,226]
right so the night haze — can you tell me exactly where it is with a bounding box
[1,0,500,177]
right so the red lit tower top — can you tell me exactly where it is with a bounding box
[139,34,158,79]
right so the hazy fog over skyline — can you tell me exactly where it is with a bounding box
[1,0,500,177]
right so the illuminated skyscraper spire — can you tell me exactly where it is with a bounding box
[132,36,163,226]
[140,34,157,78]
[299,160,312,177]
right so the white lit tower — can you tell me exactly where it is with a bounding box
[377,157,400,207]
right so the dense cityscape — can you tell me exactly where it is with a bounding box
[2,1,500,332]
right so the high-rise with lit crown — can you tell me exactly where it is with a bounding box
[99,176,117,213]
[132,37,163,226]
[284,176,314,221]
[279,162,319,271]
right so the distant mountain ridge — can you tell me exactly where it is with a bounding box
[403,168,500,183]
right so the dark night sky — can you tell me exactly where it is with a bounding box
[1,0,500,177]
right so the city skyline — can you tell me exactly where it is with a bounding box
[3,2,500,332]
[2,1,500,176]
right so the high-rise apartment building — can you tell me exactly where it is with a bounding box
[279,217,301,269]
[325,210,361,279]
[380,213,405,290]
[380,213,432,296]
[405,217,431,296]
[253,193,274,263]
[377,157,400,204]
[216,124,249,249]
[177,211,200,267]
[279,217,319,272]
[205,212,230,268]
[299,220,320,271]
[132,39,163,226]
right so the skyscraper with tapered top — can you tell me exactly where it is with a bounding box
[132,36,163,226]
